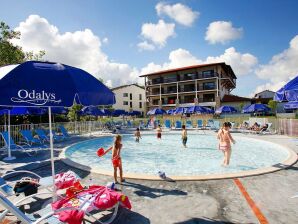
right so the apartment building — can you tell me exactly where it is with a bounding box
[111,84,145,114]
[140,62,237,111]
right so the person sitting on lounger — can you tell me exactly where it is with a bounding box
[255,123,269,132]
[249,122,260,131]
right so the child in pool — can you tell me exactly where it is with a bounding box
[135,128,141,142]
[217,122,236,166]
[103,135,125,184]
[181,125,187,148]
[156,125,162,139]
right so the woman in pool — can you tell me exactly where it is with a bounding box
[181,124,187,148]
[156,125,162,139]
[103,134,125,184]
[217,122,236,166]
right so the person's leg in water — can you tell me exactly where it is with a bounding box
[222,150,228,166]
[226,149,232,165]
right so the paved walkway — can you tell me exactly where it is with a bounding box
[0,133,297,224]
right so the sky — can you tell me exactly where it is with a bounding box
[1,0,298,97]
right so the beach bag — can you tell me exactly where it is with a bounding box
[13,177,39,196]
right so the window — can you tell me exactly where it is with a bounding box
[130,93,132,100]
[167,86,177,93]
[123,93,128,97]
[183,73,195,80]
[152,99,159,105]
[139,94,142,100]
[123,101,128,105]
[130,102,132,108]
[202,70,214,78]
[203,94,215,102]
[139,102,142,108]
[203,82,215,90]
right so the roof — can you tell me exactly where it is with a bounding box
[111,83,144,91]
[254,90,275,96]
[139,62,237,79]
[221,94,251,102]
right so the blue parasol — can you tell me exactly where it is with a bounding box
[81,106,104,116]
[242,103,270,113]
[147,108,166,115]
[112,109,126,116]
[186,106,208,114]
[284,101,298,110]
[215,106,237,114]
[0,61,115,196]
[274,75,298,102]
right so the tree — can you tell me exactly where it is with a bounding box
[239,102,245,111]
[0,21,45,66]
[268,100,278,114]
[67,104,83,121]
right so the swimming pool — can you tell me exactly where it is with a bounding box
[64,132,292,178]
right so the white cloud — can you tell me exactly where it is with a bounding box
[12,15,142,87]
[205,47,258,76]
[140,20,175,48]
[205,21,243,44]
[156,2,199,27]
[249,81,286,98]
[137,41,155,51]
[250,35,298,96]
[102,37,109,44]
[141,47,257,77]
[255,35,298,83]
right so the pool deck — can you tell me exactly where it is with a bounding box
[1,131,297,224]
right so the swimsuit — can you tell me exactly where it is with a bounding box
[157,133,161,138]
[218,130,231,151]
[112,156,121,167]
[182,137,187,145]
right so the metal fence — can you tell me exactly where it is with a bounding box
[0,121,106,148]
[0,118,297,148]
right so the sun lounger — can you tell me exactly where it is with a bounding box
[175,120,182,129]
[0,170,53,198]
[0,184,128,224]
[164,119,171,129]
[0,131,37,156]
[212,120,220,130]
[20,130,46,147]
[35,129,63,143]
[197,120,204,129]
[58,125,71,138]
[205,119,214,129]
[186,120,193,129]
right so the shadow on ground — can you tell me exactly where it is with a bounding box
[122,181,187,199]
[174,217,239,224]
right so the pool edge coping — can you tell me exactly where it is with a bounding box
[59,134,298,181]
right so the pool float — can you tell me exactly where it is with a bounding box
[96,148,105,157]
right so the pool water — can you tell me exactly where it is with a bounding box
[65,133,289,176]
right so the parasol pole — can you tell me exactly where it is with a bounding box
[3,110,16,161]
[48,107,57,200]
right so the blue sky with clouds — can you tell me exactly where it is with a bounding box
[1,0,298,96]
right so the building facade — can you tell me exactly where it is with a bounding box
[112,84,145,114]
[221,94,251,111]
[140,62,237,111]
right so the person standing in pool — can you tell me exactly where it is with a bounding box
[217,122,236,166]
[103,134,125,184]
[135,128,141,142]
[181,125,187,148]
[156,125,162,139]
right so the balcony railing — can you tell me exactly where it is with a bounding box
[147,87,216,96]
[146,72,219,85]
